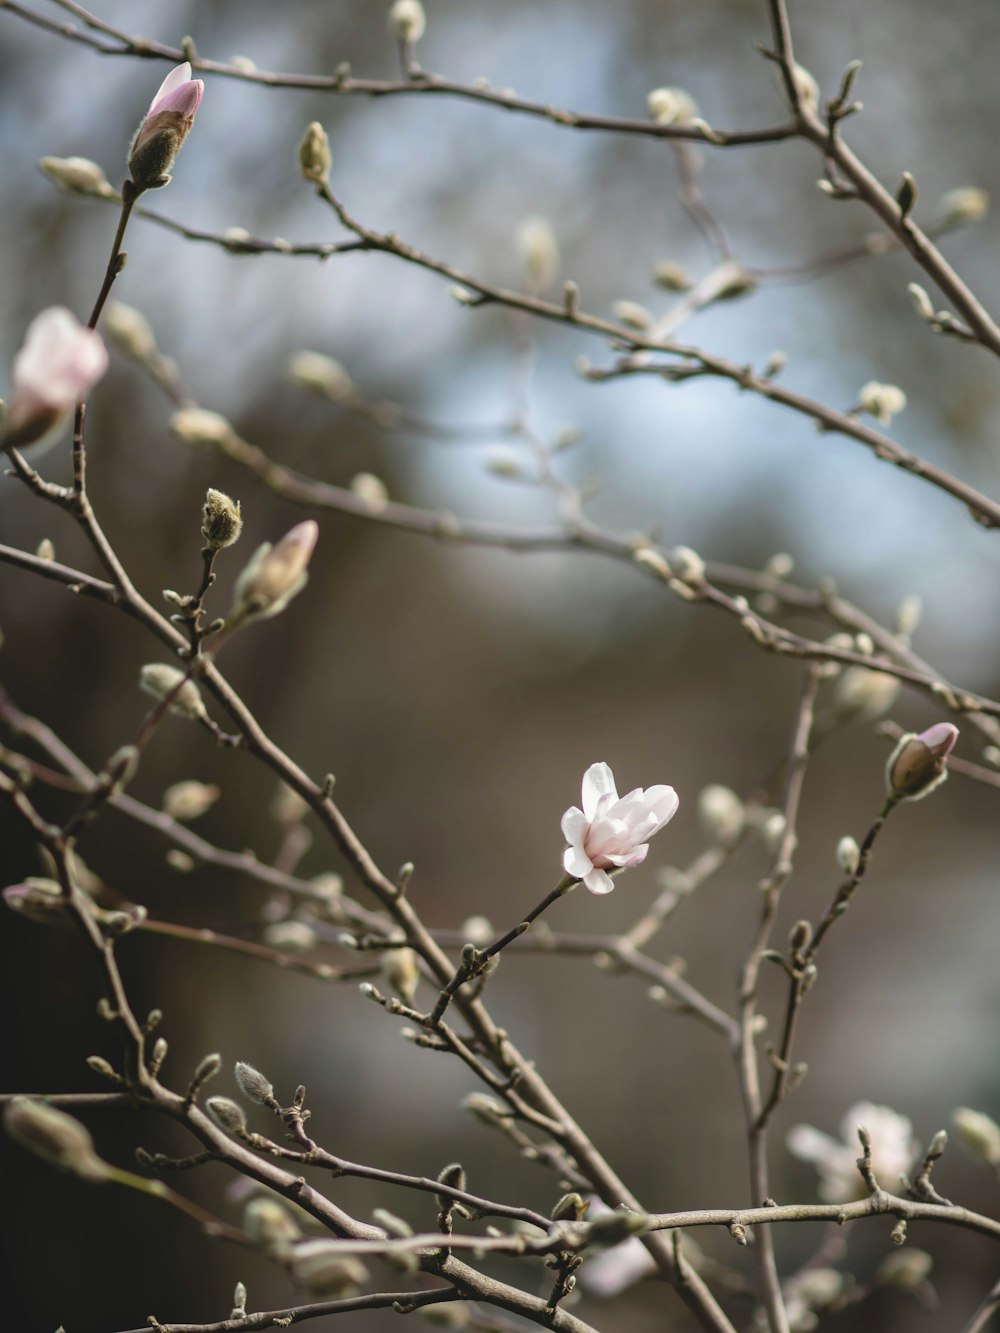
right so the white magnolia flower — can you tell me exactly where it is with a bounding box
[787,1101,918,1202]
[562,762,678,895]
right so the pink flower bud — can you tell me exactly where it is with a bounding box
[886,722,958,800]
[561,761,679,895]
[128,62,204,193]
[231,520,319,621]
[3,307,108,450]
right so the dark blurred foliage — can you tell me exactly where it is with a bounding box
[1,1,999,1330]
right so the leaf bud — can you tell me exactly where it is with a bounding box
[103,302,158,361]
[244,1196,301,1254]
[857,381,907,426]
[652,260,692,291]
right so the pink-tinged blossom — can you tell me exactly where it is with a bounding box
[128,62,204,192]
[562,761,678,895]
[788,1102,918,1202]
[3,307,108,450]
[231,520,320,621]
[886,721,959,801]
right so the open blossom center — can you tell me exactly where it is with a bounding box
[561,761,678,895]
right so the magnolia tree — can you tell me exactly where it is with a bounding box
[1,2,999,1332]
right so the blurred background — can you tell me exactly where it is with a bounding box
[1,1,999,1330]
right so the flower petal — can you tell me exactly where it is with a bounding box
[563,846,594,879]
[583,867,615,895]
[560,806,587,845]
[581,762,617,821]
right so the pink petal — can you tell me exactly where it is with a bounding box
[149,63,202,117]
[583,867,615,894]
[560,806,587,845]
[581,762,617,821]
[563,846,594,879]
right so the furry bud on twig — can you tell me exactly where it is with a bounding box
[697,784,744,846]
[201,488,243,550]
[4,1098,110,1182]
[139,664,208,721]
[857,381,906,426]
[291,1243,369,1296]
[103,302,158,361]
[206,1096,248,1135]
[39,155,116,200]
[298,122,331,185]
[953,1107,1000,1167]
[647,87,698,125]
[288,351,354,401]
[162,780,220,822]
[382,946,420,1004]
[516,216,559,292]
[836,836,860,876]
[170,408,234,447]
[938,186,989,227]
[885,722,958,801]
[244,1197,301,1254]
[234,1061,275,1105]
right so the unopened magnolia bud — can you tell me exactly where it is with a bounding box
[585,1210,649,1247]
[244,1196,301,1253]
[373,1207,413,1236]
[876,1248,933,1288]
[697,784,744,845]
[206,1096,247,1135]
[383,946,420,1003]
[647,86,698,125]
[516,216,559,292]
[166,849,195,873]
[461,1092,508,1126]
[461,915,494,947]
[895,593,922,639]
[262,920,318,952]
[201,488,243,550]
[886,722,958,800]
[795,1267,844,1308]
[40,155,116,199]
[836,835,860,876]
[234,1061,274,1105]
[171,407,233,447]
[760,811,786,853]
[939,186,989,226]
[298,122,331,185]
[103,302,158,361]
[389,0,426,43]
[350,472,389,513]
[231,520,319,621]
[36,538,55,561]
[908,282,936,321]
[437,1162,467,1193]
[128,62,204,193]
[612,300,653,330]
[3,877,67,923]
[790,62,820,112]
[232,1281,248,1314]
[4,1098,110,1181]
[288,351,353,400]
[291,1243,369,1295]
[652,260,692,291]
[833,666,900,723]
[162,780,220,822]
[272,781,310,825]
[858,381,907,426]
[668,545,705,584]
[139,664,207,721]
[953,1107,1000,1166]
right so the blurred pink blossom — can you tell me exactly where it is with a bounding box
[562,761,678,895]
[3,307,108,450]
[787,1101,918,1202]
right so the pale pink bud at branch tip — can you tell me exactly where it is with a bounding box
[561,761,679,895]
[3,307,108,451]
[231,520,319,622]
[886,721,958,801]
[128,62,204,194]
